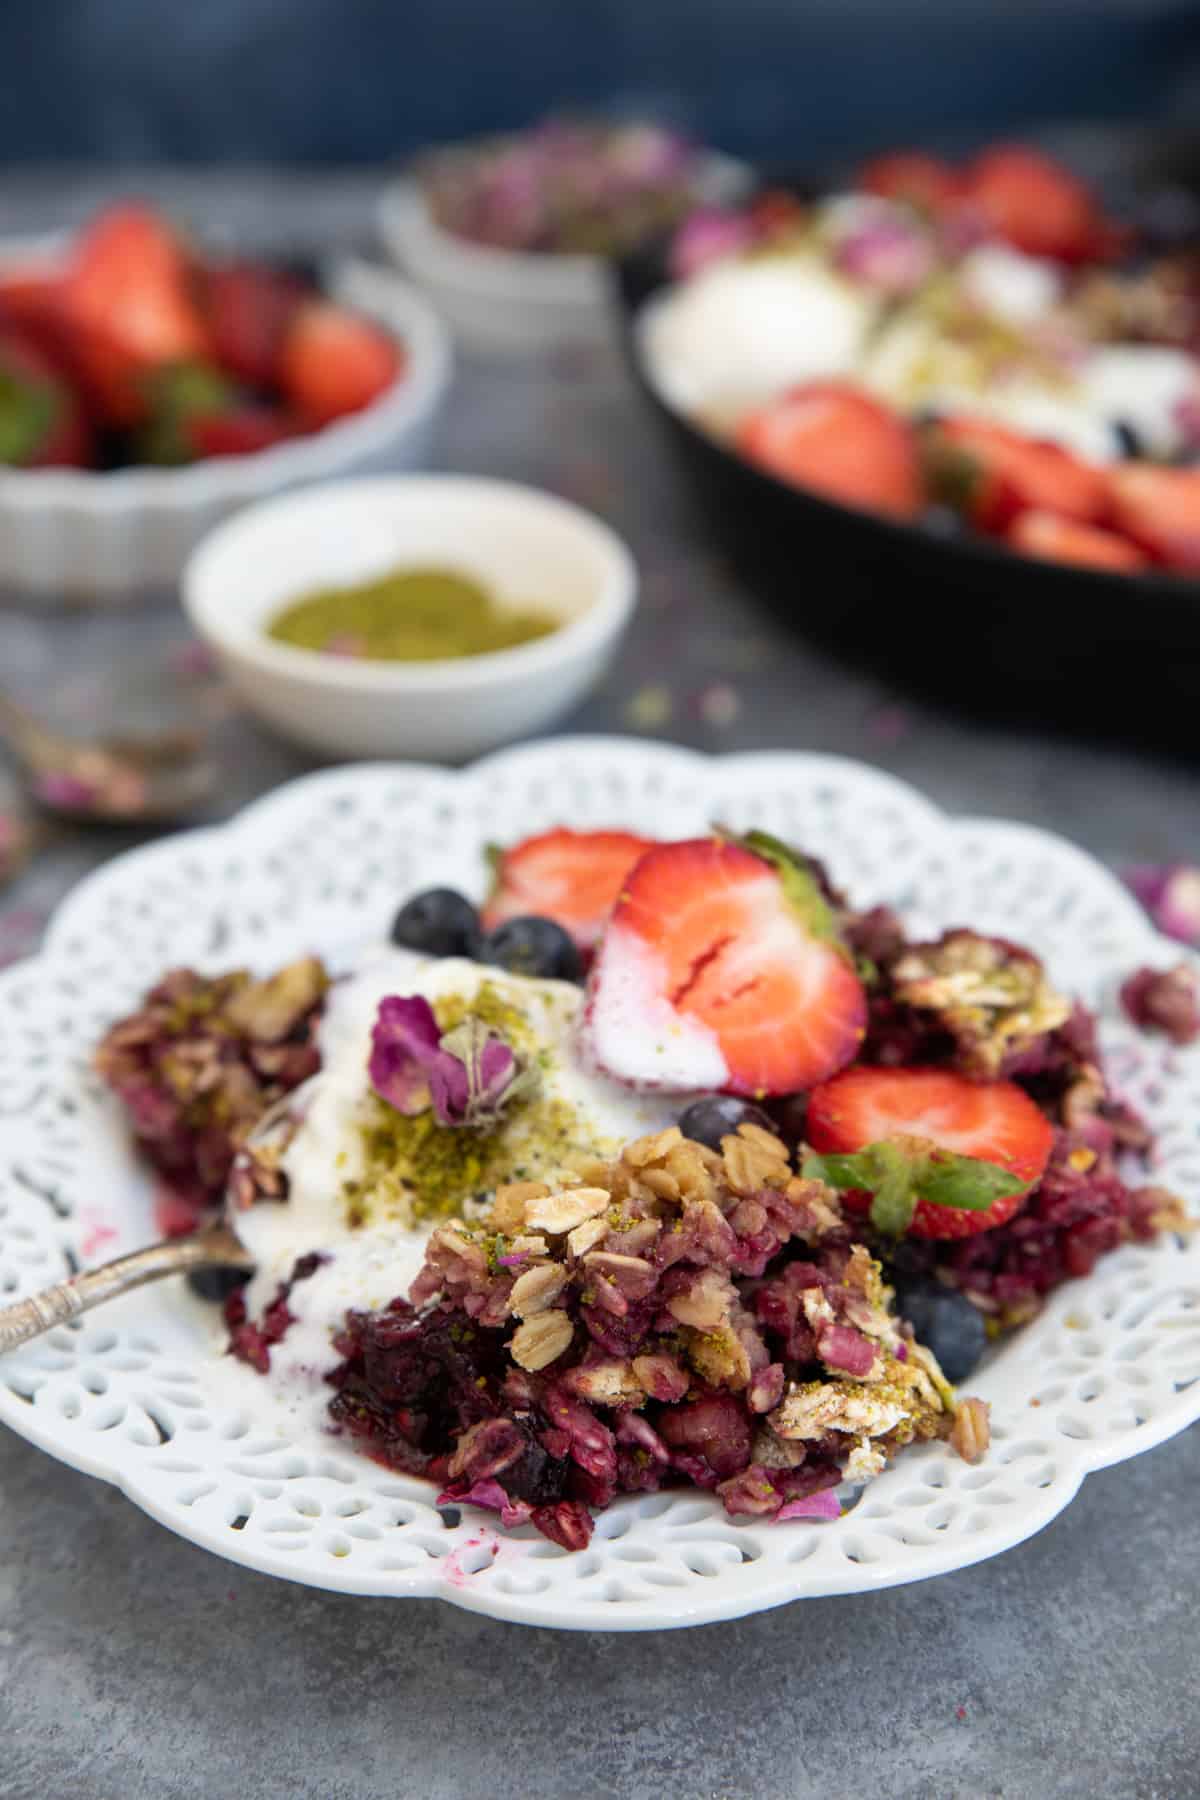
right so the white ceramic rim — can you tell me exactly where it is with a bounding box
[0,236,453,514]
[181,473,639,693]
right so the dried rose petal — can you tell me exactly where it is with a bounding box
[438,1477,533,1529]
[33,771,97,811]
[369,995,534,1129]
[1124,864,1200,946]
[368,994,443,1115]
[1119,963,1200,1046]
[776,1488,842,1521]
[434,1018,526,1127]
[670,208,757,279]
[833,215,934,293]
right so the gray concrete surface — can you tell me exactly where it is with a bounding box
[1,172,1198,1800]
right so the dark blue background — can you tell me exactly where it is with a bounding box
[4,0,1200,165]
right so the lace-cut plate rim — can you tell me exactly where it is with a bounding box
[1,738,1198,1631]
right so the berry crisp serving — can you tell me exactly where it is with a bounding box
[96,825,1197,1553]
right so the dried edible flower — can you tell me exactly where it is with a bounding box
[368,994,536,1129]
[1125,864,1200,946]
[1119,963,1200,1046]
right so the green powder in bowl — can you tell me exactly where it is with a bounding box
[265,566,559,661]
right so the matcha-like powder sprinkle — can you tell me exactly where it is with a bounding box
[266,566,558,662]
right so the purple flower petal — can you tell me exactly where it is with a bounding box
[427,1043,472,1125]
[776,1489,842,1521]
[1119,963,1200,1045]
[369,994,442,1115]
[435,1017,528,1127]
[834,217,934,293]
[1124,864,1200,946]
[439,1478,534,1529]
[33,771,97,811]
[670,208,756,279]
[369,996,535,1129]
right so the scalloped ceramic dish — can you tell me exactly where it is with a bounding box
[1,739,1198,1630]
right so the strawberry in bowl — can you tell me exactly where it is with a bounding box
[1,202,402,468]
[0,202,451,602]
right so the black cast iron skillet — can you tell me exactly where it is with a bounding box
[612,161,1200,756]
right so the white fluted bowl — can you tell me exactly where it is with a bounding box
[182,474,637,759]
[0,254,453,607]
[378,154,750,355]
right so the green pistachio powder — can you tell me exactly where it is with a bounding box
[339,982,617,1226]
[266,566,558,662]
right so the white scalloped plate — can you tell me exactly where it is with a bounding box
[2,740,1199,1630]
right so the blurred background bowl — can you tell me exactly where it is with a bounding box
[613,214,1200,754]
[377,153,749,355]
[0,250,452,608]
[182,472,637,760]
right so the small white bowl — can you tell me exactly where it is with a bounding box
[182,474,637,761]
[0,249,453,606]
[377,154,749,356]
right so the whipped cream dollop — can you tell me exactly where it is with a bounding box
[641,252,879,427]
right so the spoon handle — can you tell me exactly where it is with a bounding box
[0,1225,252,1354]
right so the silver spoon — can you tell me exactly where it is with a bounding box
[0,686,217,823]
[0,1078,319,1355]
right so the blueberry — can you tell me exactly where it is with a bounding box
[766,1092,808,1146]
[187,1265,251,1305]
[390,888,482,959]
[892,1277,987,1383]
[678,1094,774,1151]
[481,916,582,982]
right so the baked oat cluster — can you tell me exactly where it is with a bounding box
[95,958,327,1233]
[326,1122,979,1549]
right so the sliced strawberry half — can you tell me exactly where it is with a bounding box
[964,145,1119,264]
[585,833,867,1096]
[1007,509,1148,573]
[483,828,655,950]
[737,380,924,520]
[60,203,210,426]
[924,416,1108,533]
[278,301,402,428]
[1107,465,1200,573]
[805,1065,1054,1238]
